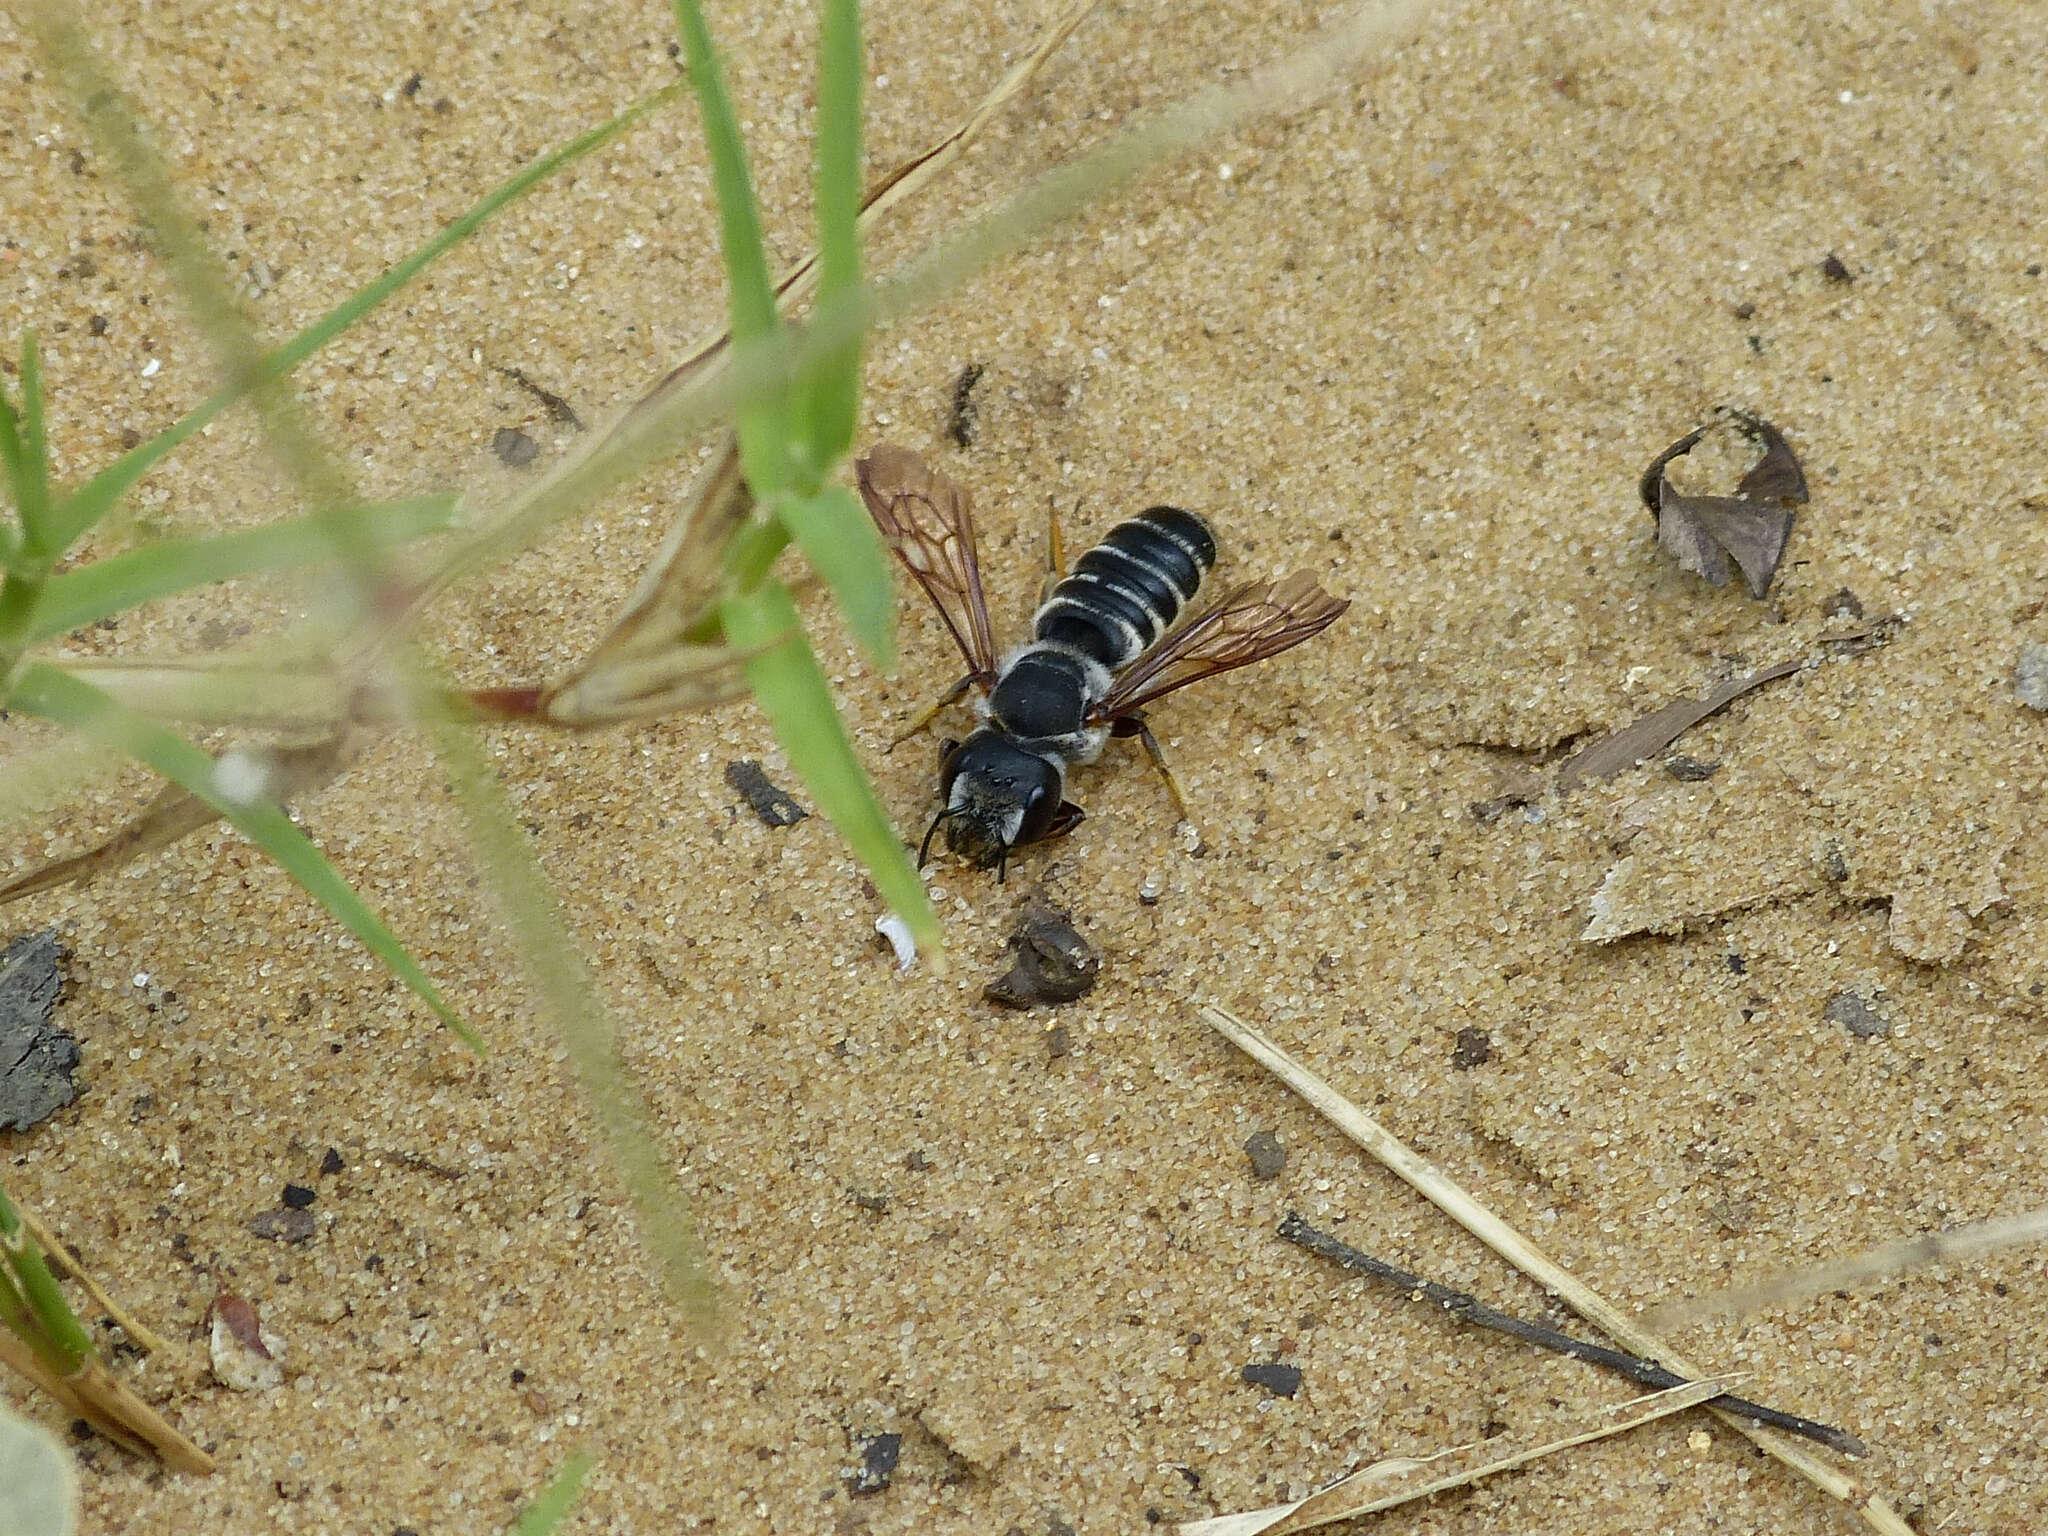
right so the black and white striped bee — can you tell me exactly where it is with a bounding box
[856,443,1350,878]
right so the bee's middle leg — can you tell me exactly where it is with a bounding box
[1112,712,1196,830]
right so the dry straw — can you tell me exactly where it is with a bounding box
[1199,1004,1914,1536]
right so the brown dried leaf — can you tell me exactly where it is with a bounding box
[1556,659,1801,792]
[535,436,754,726]
[1657,487,1798,599]
[1733,415,1809,504]
[1642,411,1807,599]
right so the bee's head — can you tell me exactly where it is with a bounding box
[921,732,1063,878]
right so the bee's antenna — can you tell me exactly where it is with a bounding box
[918,807,960,868]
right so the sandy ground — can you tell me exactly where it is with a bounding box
[3,0,2046,1531]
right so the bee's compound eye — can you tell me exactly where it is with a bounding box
[1026,785,1047,808]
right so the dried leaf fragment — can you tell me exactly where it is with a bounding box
[208,1292,286,1391]
[1178,1377,1734,1536]
[723,760,807,827]
[1557,658,1801,792]
[1641,411,1807,598]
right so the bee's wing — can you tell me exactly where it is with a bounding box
[855,444,1000,680]
[1092,570,1349,720]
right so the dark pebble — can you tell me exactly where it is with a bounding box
[848,1432,901,1495]
[1824,990,1890,1038]
[1821,252,1853,283]
[248,1207,318,1244]
[1451,1027,1493,1070]
[491,426,539,468]
[320,1147,345,1176]
[1664,754,1720,782]
[1243,1130,1287,1180]
[282,1184,317,1210]
[1239,1361,1302,1398]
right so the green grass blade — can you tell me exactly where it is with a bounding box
[0,367,21,569]
[50,86,681,557]
[670,0,790,503]
[797,0,865,470]
[423,700,718,1323]
[776,484,894,670]
[508,1452,592,1536]
[24,494,459,645]
[2,334,53,562]
[0,336,56,651]
[669,3,778,343]
[0,1183,94,1377]
[6,663,480,1051]
[720,580,938,959]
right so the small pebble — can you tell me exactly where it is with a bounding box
[1824,989,1890,1038]
[1239,1361,1302,1398]
[2015,641,2048,712]
[491,426,539,468]
[282,1184,317,1210]
[1450,1028,1493,1070]
[208,1292,285,1390]
[1138,874,1163,905]
[248,1207,317,1244]
[847,1432,901,1495]
[1244,1130,1287,1180]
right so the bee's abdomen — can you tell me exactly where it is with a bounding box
[1034,506,1216,671]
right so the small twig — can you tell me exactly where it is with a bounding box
[1279,1213,1864,1458]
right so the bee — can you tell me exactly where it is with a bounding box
[855,444,1350,878]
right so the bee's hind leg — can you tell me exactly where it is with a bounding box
[1112,713,1197,832]
[1039,494,1081,604]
